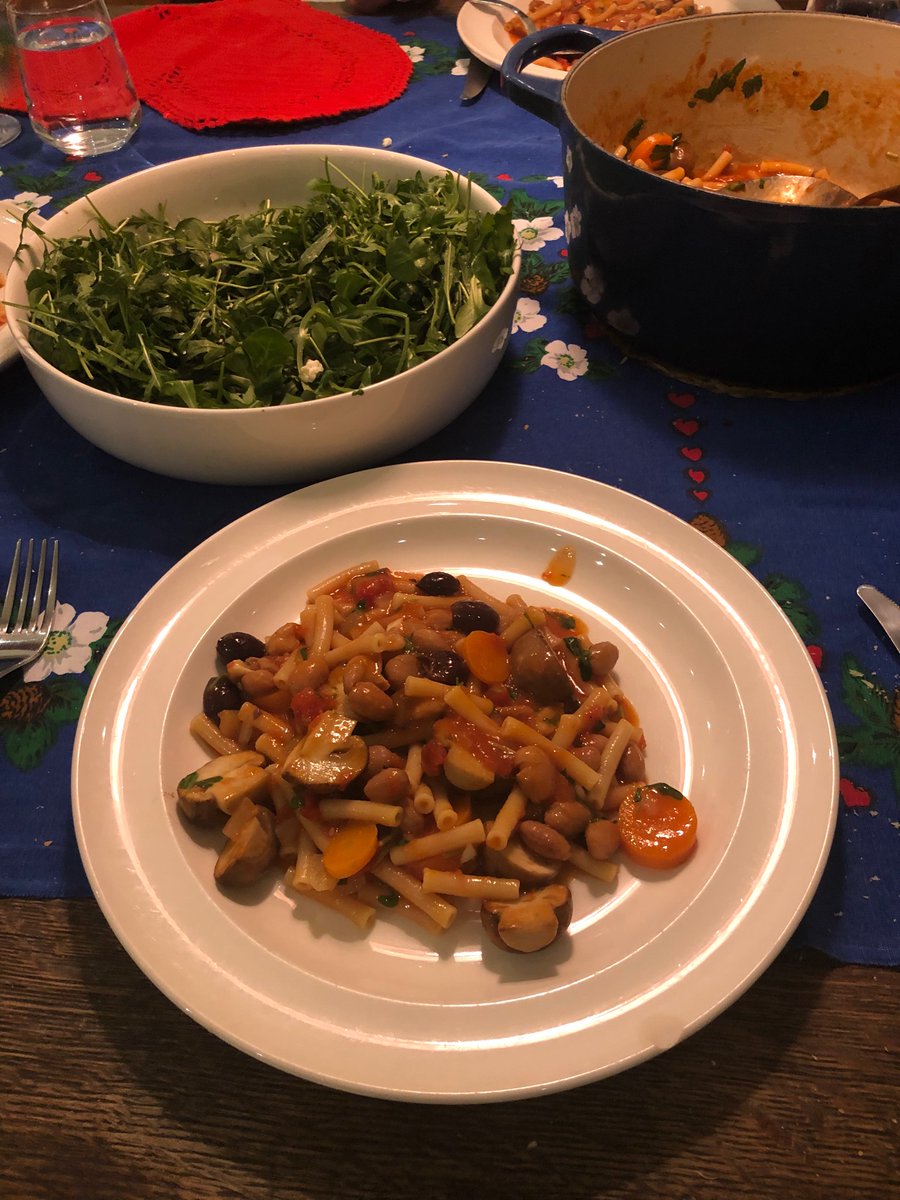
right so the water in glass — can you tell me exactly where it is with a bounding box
[9,0,140,156]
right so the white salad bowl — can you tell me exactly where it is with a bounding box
[5,145,520,485]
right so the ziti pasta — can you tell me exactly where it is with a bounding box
[176,564,697,954]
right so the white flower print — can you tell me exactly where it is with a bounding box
[23,603,109,682]
[579,264,604,306]
[512,216,564,252]
[5,190,52,212]
[547,175,564,189]
[565,147,573,173]
[540,339,589,381]
[512,296,547,334]
[564,205,582,242]
[402,45,425,63]
[452,57,469,76]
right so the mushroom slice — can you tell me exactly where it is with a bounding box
[481,883,573,954]
[214,804,277,886]
[177,750,265,824]
[443,743,496,791]
[508,628,582,705]
[282,710,367,793]
[481,833,562,888]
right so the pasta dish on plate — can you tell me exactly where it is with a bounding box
[176,561,697,955]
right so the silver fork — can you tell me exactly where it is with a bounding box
[0,539,60,682]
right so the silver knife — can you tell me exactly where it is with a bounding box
[460,55,494,102]
[857,585,900,656]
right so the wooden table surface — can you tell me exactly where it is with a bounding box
[1,898,896,1200]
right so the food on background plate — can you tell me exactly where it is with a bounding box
[21,169,515,409]
[176,563,698,955]
[504,0,711,70]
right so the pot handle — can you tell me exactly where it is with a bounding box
[500,27,619,124]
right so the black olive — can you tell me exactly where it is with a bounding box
[416,571,461,597]
[451,599,500,634]
[418,648,467,686]
[203,674,243,719]
[216,631,265,664]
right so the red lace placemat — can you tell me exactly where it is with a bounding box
[0,0,414,129]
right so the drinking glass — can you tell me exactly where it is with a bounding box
[6,0,140,156]
[0,113,20,145]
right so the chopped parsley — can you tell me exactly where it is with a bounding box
[810,90,829,111]
[177,771,222,791]
[563,636,593,682]
[690,58,747,106]
[623,117,645,148]
[377,892,400,908]
[741,74,763,99]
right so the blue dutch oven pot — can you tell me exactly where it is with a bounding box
[501,12,900,395]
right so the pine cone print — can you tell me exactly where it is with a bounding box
[0,681,51,725]
[521,273,550,296]
[690,513,728,548]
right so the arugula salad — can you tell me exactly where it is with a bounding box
[23,169,516,409]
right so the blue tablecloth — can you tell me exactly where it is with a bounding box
[1,9,897,966]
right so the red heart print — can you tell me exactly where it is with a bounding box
[681,446,703,462]
[687,468,706,483]
[807,644,823,669]
[672,418,699,437]
[668,392,696,409]
[690,489,710,501]
[839,777,870,808]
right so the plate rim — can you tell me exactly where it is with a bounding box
[72,460,839,1102]
[457,0,783,80]
[0,203,44,370]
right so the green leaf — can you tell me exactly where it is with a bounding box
[2,721,58,772]
[840,656,893,731]
[43,677,87,724]
[691,59,747,105]
[810,90,829,111]
[727,541,761,568]
[177,771,223,791]
[763,574,820,640]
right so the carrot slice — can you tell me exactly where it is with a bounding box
[617,782,697,869]
[322,821,378,879]
[460,630,509,685]
[629,132,673,167]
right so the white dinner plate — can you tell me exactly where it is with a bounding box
[73,461,838,1103]
[459,0,782,80]
[0,202,43,370]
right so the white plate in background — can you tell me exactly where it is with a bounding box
[0,202,43,370]
[459,0,783,80]
[72,461,838,1103]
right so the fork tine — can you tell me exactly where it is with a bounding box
[27,540,48,631]
[1,539,22,630]
[40,540,59,635]
[13,539,34,632]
